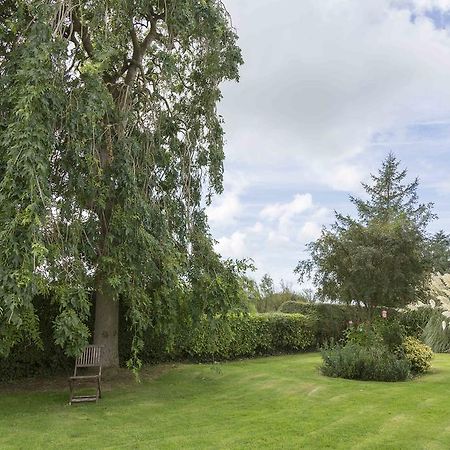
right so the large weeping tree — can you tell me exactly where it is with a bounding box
[0,1,243,367]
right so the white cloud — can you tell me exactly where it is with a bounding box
[207,172,249,225]
[312,163,367,192]
[298,221,322,242]
[267,231,291,245]
[258,193,328,247]
[207,192,242,225]
[404,0,450,12]
[215,231,247,258]
[261,194,313,222]
[248,221,264,233]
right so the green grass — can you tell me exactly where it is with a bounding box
[2,353,450,449]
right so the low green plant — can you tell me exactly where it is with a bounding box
[321,343,411,381]
[402,336,433,374]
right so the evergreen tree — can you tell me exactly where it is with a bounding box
[297,154,433,315]
[350,152,434,228]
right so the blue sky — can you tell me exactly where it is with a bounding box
[207,0,450,290]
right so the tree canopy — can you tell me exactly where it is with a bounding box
[0,0,243,367]
[429,230,450,274]
[296,154,434,313]
[350,152,434,229]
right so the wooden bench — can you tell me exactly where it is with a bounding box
[69,345,103,405]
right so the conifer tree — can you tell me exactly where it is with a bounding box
[297,154,433,315]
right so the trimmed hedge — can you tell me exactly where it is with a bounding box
[278,302,364,346]
[0,296,73,381]
[1,310,315,381]
[125,313,316,363]
[278,301,433,346]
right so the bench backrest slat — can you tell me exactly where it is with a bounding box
[76,345,103,368]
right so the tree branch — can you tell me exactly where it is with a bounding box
[72,9,94,59]
[124,18,158,87]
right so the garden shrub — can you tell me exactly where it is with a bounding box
[321,317,433,382]
[344,322,383,348]
[373,319,406,351]
[402,336,433,374]
[321,343,411,381]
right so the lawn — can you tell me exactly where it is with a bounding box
[1,353,450,449]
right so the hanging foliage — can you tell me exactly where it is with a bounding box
[0,0,243,367]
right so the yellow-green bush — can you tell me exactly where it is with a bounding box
[402,336,433,374]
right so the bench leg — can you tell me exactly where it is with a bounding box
[69,379,74,405]
[96,379,100,402]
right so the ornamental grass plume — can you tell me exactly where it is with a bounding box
[418,273,450,352]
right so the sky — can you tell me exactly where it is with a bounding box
[206,0,450,291]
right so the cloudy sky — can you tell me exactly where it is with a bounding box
[207,0,450,290]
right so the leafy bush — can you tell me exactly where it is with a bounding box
[322,318,433,382]
[344,322,383,348]
[321,343,411,382]
[373,319,406,351]
[402,336,433,374]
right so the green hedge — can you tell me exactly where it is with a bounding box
[1,308,315,380]
[184,313,315,360]
[2,296,429,381]
[278,301,432,346]
[278,302,364,346]
[0,296,73,381]
[122,313,316,363]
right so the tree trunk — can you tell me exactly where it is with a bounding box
[94,279,119,367]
